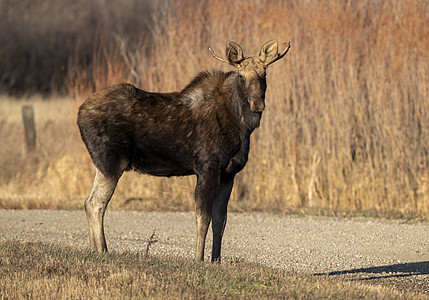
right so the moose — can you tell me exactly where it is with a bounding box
[77,40,290,262]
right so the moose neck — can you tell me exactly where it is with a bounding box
[226,73,262,134]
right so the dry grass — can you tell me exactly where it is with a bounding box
[0,0,428,215]
[0,241,424,299]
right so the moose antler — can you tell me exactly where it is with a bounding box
[264,41,291,67]
[208,47,231,65]
[209,41,245,66]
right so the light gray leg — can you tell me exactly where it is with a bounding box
[84,168,120,253]
[195,207,211,262]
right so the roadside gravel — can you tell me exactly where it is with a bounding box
[1,210,428,293]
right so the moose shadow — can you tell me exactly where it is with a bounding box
[315,261,429,280]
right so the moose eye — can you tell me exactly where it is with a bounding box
[239,74,245,81]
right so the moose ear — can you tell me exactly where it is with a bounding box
[259,40,278,65]
[226,41,244,65]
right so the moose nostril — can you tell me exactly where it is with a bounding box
[250,102,265,112]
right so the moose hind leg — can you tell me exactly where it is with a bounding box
[85,168,120,253]
[211,176,234,262]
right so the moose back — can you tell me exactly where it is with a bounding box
[77,40,290,262]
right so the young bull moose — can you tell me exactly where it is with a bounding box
[77,40,290,262]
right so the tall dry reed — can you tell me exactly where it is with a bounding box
[0,0,428,214]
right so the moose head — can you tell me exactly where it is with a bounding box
[209,40,290,113]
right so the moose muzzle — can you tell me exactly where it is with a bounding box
[249,98,265,113]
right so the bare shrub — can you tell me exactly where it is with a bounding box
[0,0,154,95]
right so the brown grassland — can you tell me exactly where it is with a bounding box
[1,241,426,299]
[0,0,428,215]
[1,1,428,298]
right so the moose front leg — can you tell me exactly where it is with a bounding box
[194,171,220,262]
[211,175,235,262]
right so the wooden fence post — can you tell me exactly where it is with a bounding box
[22,105,37,153]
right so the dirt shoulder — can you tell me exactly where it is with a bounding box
[1,210,428,294]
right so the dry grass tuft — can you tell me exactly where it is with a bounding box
[0,241,424,298]
[0,0,428,215]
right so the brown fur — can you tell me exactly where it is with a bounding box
[77,40,290,262]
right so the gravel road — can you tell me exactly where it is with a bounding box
[1,210,428,293]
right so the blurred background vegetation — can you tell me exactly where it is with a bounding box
[0,0,428,215]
